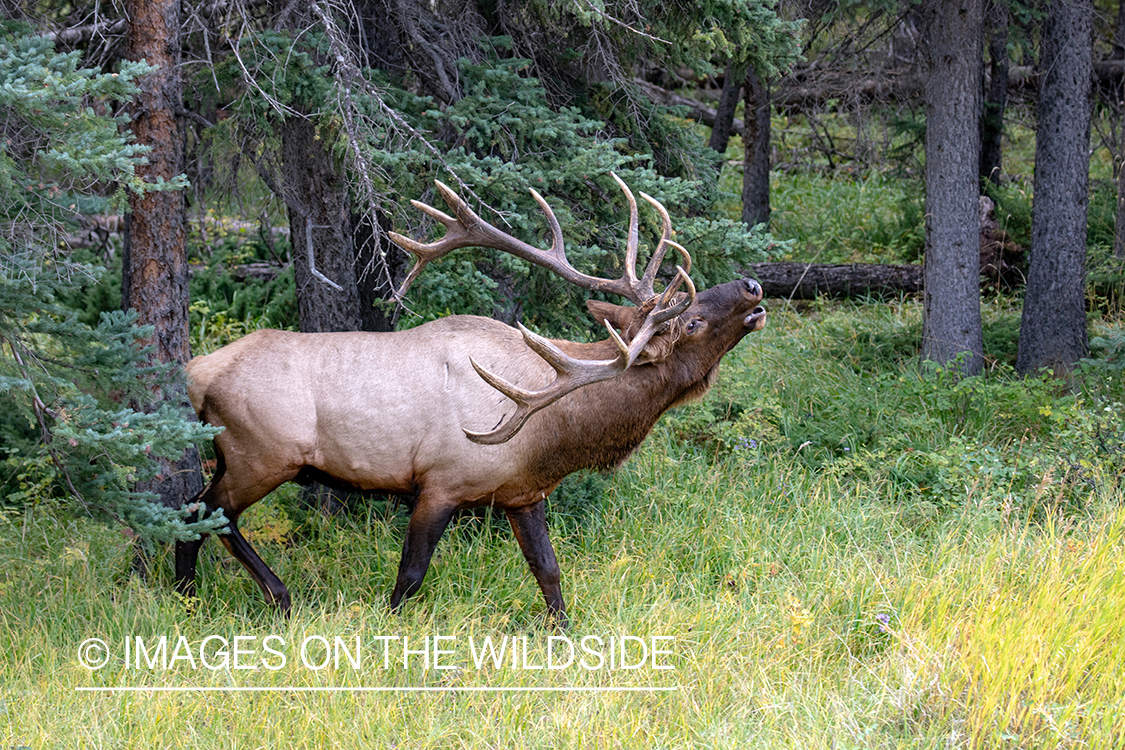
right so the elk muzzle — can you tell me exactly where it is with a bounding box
[741,278,767,332]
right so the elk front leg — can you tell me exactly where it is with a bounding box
[507,501,568,629]
[174,534,208,599]
[389,498,457,611]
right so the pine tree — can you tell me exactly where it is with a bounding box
[0,34,226,542]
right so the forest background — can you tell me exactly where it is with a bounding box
[2,0,1125,747]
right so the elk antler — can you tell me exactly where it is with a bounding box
[388,175,691,304]
[463,323,627,445]
[389,176,697,444]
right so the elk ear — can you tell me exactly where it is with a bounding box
[586,299,636,332]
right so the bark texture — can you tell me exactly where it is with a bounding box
[282,114,362,334]
[741,67,771,229]
[980,0,1008,185]
[1017,0,1092,374]
[921,0,984,375]
[1115,0,1125,261]
[707,62,743,154]
[122,0,204,519]
[746,262,923,300]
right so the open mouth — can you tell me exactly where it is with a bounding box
[744,306,767,331]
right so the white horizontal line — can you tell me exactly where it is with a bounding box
[75,685,678,693]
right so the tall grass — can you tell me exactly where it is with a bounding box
[769,173,926,264]
[2,300,1124,748]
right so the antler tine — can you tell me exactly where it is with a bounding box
[622,266,697,367]
[388,181,485,298]
[610,173,642,299]
[637,193,693,299]
[465,324,627,445]
[528,187,567,263]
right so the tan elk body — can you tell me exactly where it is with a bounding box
[178,176,766,626]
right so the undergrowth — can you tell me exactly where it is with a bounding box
[3,298,1124,748]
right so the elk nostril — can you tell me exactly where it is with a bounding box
[743,278,762,297]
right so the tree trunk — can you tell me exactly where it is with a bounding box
[282,113,361,334]
[1116,119,1125,260]
[921,0,984,375]
[1115,0,1125,60]
[708,62,743,154]
[121,0,203,552]
[353,210,409,332]
[1115,0,1125,260]
[980,0,1008,185]
[742,67,771,228]
[1017,0,1092,375]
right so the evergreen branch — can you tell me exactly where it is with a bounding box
[576,0,671,45]
[3,334,117,523]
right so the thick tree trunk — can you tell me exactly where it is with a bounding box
[122,0,203,551]
[742,68,771,229]
[282,114,361,334]
[746,262,923,299]
[1017,0,1092,375]
[708,62,743,154]
[921,0,984,375]
[980,0,1008,185]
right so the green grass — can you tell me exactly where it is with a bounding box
[769,172,926,264]
[3,300,1125,748]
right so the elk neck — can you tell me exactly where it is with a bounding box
[522,336,720,478]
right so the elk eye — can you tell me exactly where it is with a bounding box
[685,317,705,335]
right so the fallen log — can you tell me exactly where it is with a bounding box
[746,261,923,300]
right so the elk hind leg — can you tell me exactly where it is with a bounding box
[389,495,457,611]
[217,515,292,612]
[507,500,567,629]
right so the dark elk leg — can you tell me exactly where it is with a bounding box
[389,498,457,611]
[216,515,292,612]
[174,533,208,599]
[177,501,291,612]
[175,444,292,611]
[174,483,214,599]
[507,501,568,629]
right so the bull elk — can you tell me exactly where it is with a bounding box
[177,175,766,626]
